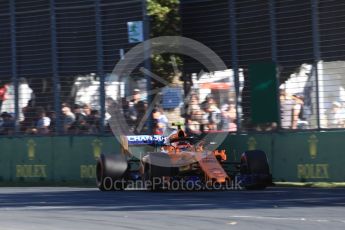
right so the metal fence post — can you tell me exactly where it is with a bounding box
[50,0,62,134]
[228,0,241,132]
[142,0,152,134]
[269,0,281,129]
[95,0,105,134]
[9,0,19,134]
[311,0,321,130]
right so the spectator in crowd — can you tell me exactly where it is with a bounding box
[204,94,221,131]
[82,104,92,118]
[104,97,117,122]
[187,93,201,119]
[0,112,15,135]
[47,111,56,134]
[327,101,345,128]
[131,88,141,104]
[36,107,51,135]
[74,104,86,123]
[120,97,133,127]
[153,119,163,135]
[220,104,230,130]
[69,104,88,134]
[0,114,3,133]
[199,102,219,131]
[134,100,148,134]
[200,102,210,131]
[220,99,237,131]
[61,104,75,133]
[0,83,8,112]
[220,104,233,131]
[186,93,203,132]
[280,90,296,129]
[127,89,141,127]
[292,94,308,129]
[21,99,36,133]
[87,109,101,134]
[280,90,308,130]
[152,106,169,134]
[290,94,303,129]
[228,100,237,122]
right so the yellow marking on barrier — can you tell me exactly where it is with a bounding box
[16,165,47,178]
[80,165,96,179]
[297,164,329,179]
[92,139,103,160]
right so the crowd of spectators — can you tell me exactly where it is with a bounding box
[4,87,345,136]
[120,89,169,135]
[0,100,103,135]
[184,92,237,133]
[0,89,239,136]
[118,89,238,135]
[61,103,102,134]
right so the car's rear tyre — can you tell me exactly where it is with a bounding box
[240,150,272,190]
[96,159,112,191]
[143,163,165,191]
[96,154,128,191]
[142,152,182,191]
[241,150,270,174]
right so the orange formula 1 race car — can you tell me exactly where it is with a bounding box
[96,128,272,191]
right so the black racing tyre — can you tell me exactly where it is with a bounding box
[142,152,180,191]
[144,152,179,176]
[240,150,272,190]
[240,150,270,175]
[143,163,164,191]
[96,158,112,191]
[96,154,128,191]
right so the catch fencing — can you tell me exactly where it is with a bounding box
[0,0,345,136]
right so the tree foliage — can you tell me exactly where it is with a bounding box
[147,0,182,86]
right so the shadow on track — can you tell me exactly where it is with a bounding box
[1,187,344,211]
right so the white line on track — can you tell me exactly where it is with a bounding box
[229,215,345,224]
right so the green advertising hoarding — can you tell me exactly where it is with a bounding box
[0,132,344,184]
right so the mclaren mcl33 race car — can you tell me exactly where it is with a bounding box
[96,128,272,191]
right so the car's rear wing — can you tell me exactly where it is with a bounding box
[122,135,167,146]
[119,135,167,157]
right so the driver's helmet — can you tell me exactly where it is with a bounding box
[165,129,189,148]
[164,130,177,146]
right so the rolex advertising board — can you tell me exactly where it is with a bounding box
[0,132,344,184]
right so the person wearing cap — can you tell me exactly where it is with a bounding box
[132,89,141,104]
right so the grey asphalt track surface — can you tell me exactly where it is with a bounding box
[0,187,344,230]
